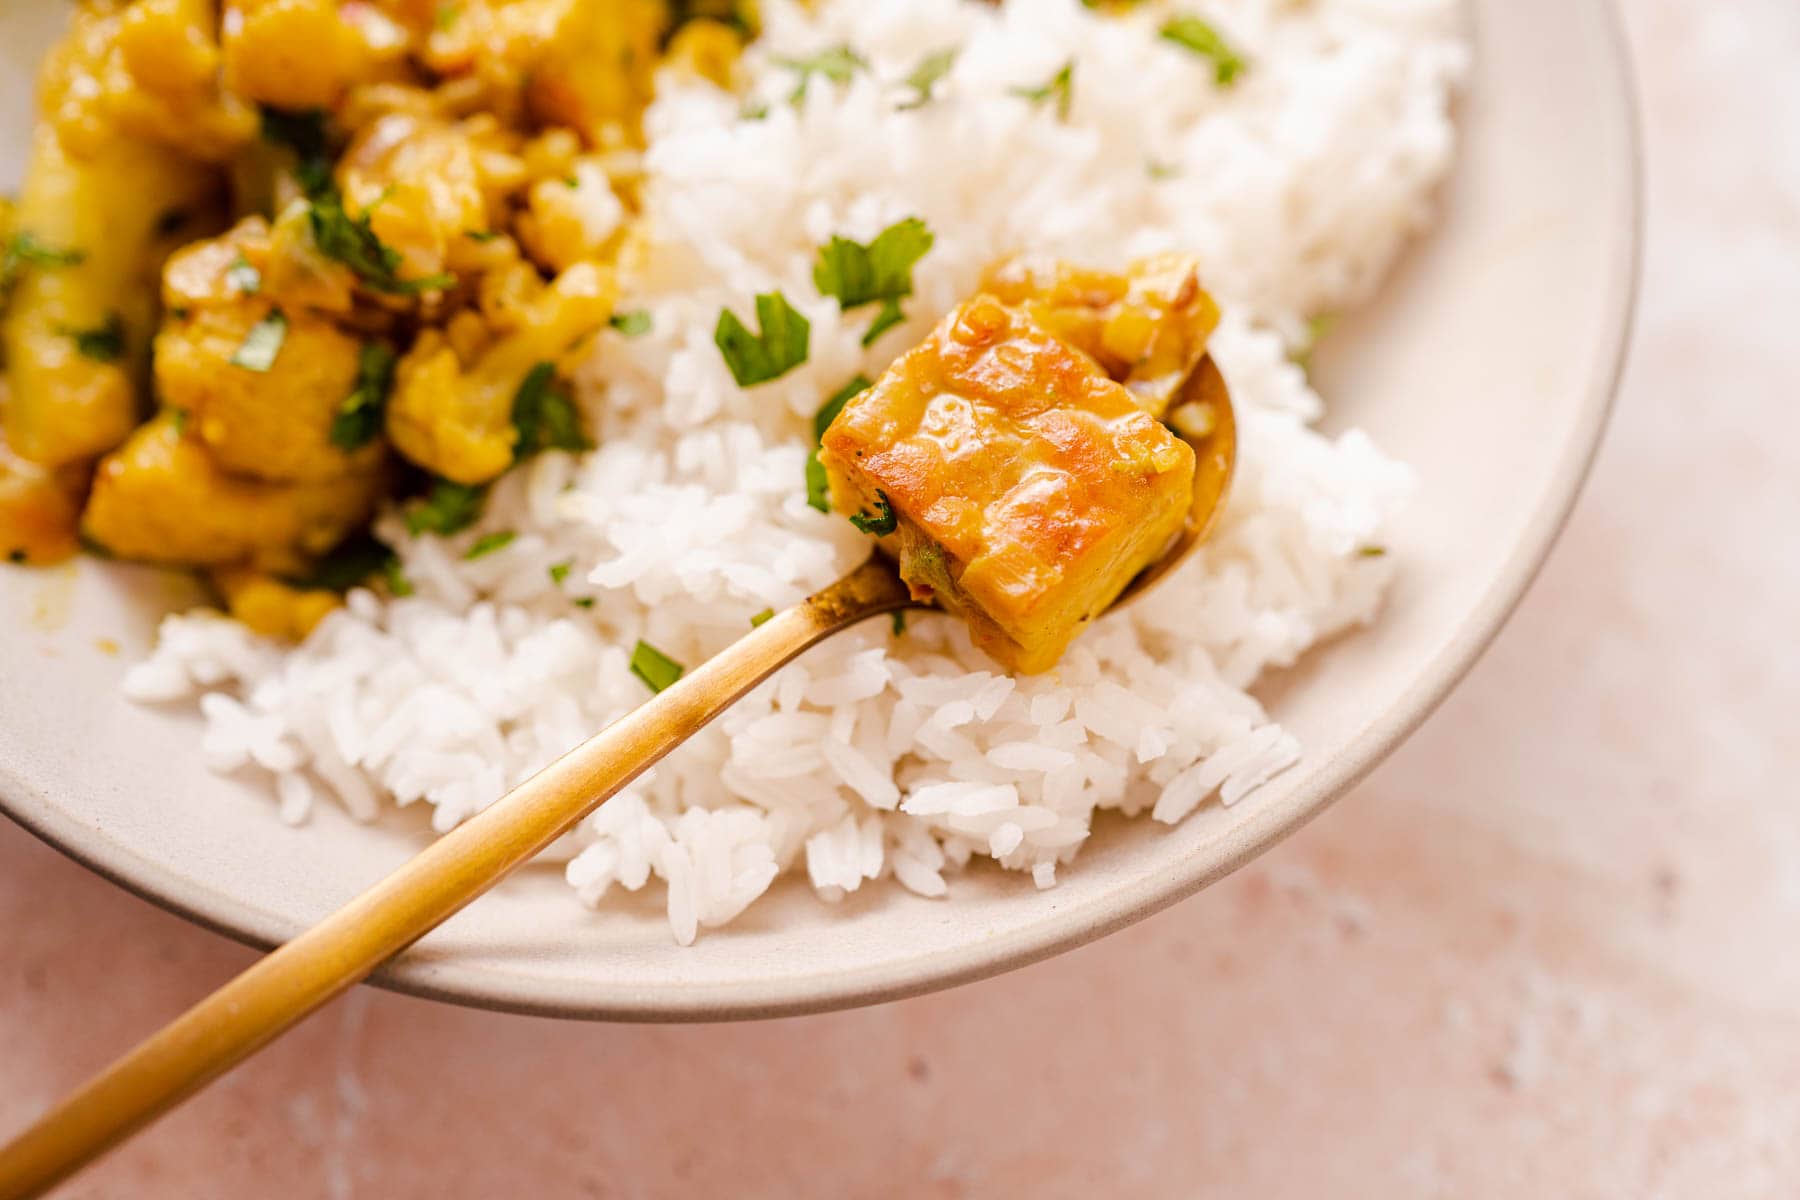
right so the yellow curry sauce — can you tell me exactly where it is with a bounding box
[0,0,740,635]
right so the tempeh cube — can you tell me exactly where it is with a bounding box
[821,295,1196,674]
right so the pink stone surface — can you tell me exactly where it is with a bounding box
[5,2,1799,1195]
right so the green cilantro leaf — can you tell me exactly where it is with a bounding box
[862,298,906,346]
[230,310,288,372]
[405,479,486,537]
[898,48,958,109]
[714,292,810,387]
[282,534,394,593]
[849,490,897,536]
[62,313,126,363]
[462,531,516,560]
[549,560,574,586]
[308,192,454,296]
[330,342,398,451]
[776,45,867,102]
[609,309,653,336]
[3,232,85,291]
[1160,15,1247,85]
[384,555,415,597]
[511,362,592,459]
[890,610,907,636]
[259,106,336,199]
[1011,61,1075,121]
[1290,312,1338,374]
[750,607,775,627]
[813,217,934,312]
[806,373,872,513]
[629,640,686,693]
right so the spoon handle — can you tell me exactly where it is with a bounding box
[0,558,911,1199]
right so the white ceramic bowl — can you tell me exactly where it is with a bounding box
[0,0,1640,1019]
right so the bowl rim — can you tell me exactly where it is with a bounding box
[1,0,1644,1022]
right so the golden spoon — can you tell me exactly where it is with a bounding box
[0,359,1235,1199]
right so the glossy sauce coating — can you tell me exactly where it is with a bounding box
[821,296,1195,673]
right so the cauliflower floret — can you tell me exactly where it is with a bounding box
[221,0,410,112]
[412,0,663,146]
[515,158,625,273]
[2,124,219,467]
[39,0,256,162]
[665,18,747,89]
[82,413,387,572]
[385,261,614,483]
[0,421,87,566]
[155,220,385,483]
[336,111,495,288]
[211,565,341,640]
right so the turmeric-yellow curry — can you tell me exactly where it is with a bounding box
[1,0,1222,674]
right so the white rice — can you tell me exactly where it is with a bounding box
[123,0,1468,944]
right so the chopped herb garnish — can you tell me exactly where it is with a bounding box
[1147,158,1180,180]
[463,531,516,560]
[405,479,486,537]
[383,555,415,597]
[776,44,867,102]
[1358,545,1388,558]
[609,309,653,336]
[330,342,398,451]
[170,305,192,321]
[308,192,454,296]
[572,596,595,608]
[862,298,906,346]
[1011,61,1075,121]
[3,232,85,290]
[849,490,898,536]
[1291,312,1338,373]
[814,217,933,312]
[898,48,958,109]
[714,292,810,387]
[510,362,591,458]
[434,2,462,30]
[629,640,686,693]
[549,560,574,586]
[169,408,190,435]
[230,309,288,372]
[891,610,907,636]
[806,373,872,513]
[813,217,933,345]
[258,106,335,199]
[740,100,771,121]
[282,534,394,592]
[463,229,500,243]
[63,313,126,363]
[1160,15,1247,85]
[226,253,262,296]
[750,607,775,627]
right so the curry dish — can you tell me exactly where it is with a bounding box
[0,0,742,633]
[0,0,1219,675]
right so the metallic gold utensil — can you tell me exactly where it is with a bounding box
[0,360,1236,1200]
